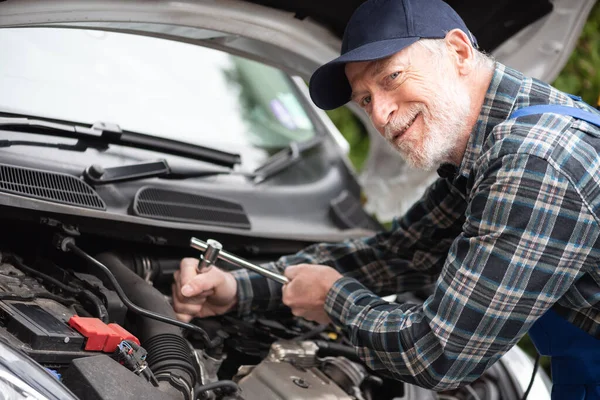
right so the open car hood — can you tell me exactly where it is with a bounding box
[0,0,595,86]
[0,0,596,221]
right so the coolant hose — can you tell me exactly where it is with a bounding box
[94,252,197,397]
[314,340,362,363]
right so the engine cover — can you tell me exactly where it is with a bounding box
[237,361,353,400]
[236,341,353,400]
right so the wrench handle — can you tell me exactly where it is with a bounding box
[190,237,289,284]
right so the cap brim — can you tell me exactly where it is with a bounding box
[309,37,421,110]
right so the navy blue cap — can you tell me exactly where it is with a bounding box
[309,0,476,110]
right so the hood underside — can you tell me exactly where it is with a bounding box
[0,0,553,75]
[245,0,553,53]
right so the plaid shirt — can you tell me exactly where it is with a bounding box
[231,63,600,390]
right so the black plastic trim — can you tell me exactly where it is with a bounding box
[132,186,251,230]
[0,163,106,210]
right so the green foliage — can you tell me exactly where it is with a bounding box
[325,107,370,171]
[552,1,600,106]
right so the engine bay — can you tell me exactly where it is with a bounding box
[0,223,526,400]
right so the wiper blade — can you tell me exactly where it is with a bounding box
[0,115,241,168]
[252,136,324,184]
[0,139,108,152]
[83,159,251,185]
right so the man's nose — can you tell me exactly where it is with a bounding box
[370,97,396,132]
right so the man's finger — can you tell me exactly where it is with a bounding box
[172,282,209,305]
[290,307,306,317]
[173,298,205,315]
[175,312,193,323]
[180,269,221,298]
[282,285,291,306]
[284,264,304,279]
[282,282,303,308]
[179,257,200,286]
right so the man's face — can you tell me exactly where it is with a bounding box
[345,42,472,170]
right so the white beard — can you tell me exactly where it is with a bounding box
[384,73,472,170]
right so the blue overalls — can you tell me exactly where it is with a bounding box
[509,100,600,399]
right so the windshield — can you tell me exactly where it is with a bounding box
[0,28,317,167]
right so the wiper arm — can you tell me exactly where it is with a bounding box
[0,115,241,168]
[252,136,324,184]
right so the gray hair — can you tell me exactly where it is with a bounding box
[413,38,494,71]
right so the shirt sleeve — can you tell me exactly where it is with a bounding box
[231,177,467,317]
[325,153,600,390]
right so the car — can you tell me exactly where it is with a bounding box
[0,1,595,399]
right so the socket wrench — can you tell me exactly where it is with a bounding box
[190,237,289,284]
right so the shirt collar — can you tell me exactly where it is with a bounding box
[444,63,524,182]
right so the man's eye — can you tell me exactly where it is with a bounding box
[389,71,401,80]
[361,96,371,107]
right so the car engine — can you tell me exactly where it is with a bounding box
[0,226,528,400]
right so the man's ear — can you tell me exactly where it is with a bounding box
[444,29,475,75]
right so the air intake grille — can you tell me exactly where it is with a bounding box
[0,163,106,210]
[133,187,251,229]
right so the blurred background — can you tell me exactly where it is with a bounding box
[325,1,600,377]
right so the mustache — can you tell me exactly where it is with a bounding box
[384,105,423,141]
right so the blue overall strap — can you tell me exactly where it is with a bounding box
[510,104,600,127]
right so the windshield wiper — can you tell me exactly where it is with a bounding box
[0,139,108,152]
[83,159,252,185]
[252,136,324,184]
[0,115,241,168]
[81,135,324,185]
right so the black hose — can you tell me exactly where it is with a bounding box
[10,255,79,294]
[60,237,221,348]
[93,252,184,340]
[144,333,197,387]
[313,340,362,363]
[77,289,110,323]
[521,354,540,400]
[195,380,239,397]
[127,255,181,282]
[294,324,328,340]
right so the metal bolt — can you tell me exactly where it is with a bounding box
[197,239,222,273]
[292,377,310,389]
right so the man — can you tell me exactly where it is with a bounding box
[173,0,600,397]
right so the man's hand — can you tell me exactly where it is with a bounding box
[171,258,238,322]
[282,264,343,324]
